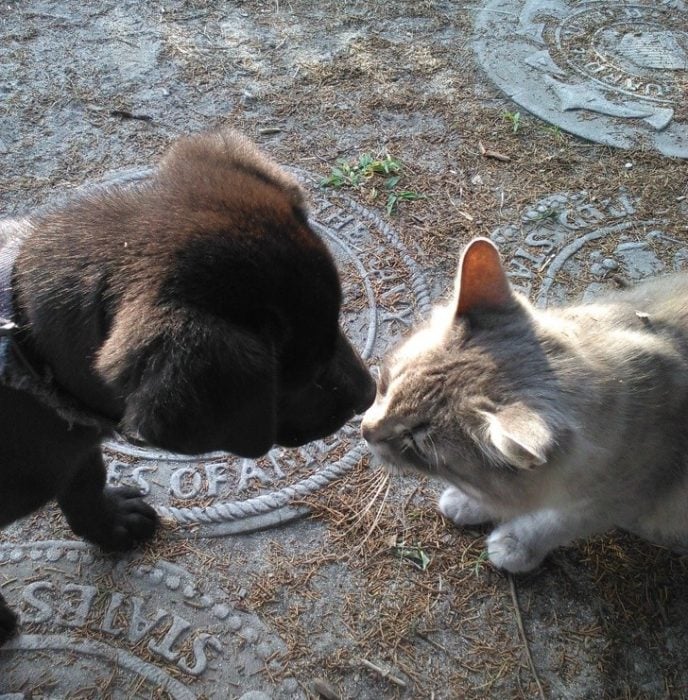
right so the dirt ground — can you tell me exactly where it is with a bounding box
[1,1,688,699]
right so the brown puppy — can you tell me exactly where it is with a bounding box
[0,129,375,643]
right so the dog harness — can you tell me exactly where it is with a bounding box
[0,222,26,374]
[0,220,116,431]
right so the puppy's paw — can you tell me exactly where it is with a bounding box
[0,594,18,646]
[79,487,158,552]
[438,487,493,526]
[486,526,545,573]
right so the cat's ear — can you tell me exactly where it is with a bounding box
[455,238,515,317]
[481,403,552,470]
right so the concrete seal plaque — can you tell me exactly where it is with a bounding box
[0,541,301,698]
[490,189,688,305]
[474,0,688,157]
[94,170,431,536]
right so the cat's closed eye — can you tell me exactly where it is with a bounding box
[401,423,431,453]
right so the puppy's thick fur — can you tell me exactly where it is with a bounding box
[0,129,375,642]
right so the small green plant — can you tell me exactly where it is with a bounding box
[541,124,566,143]
[393,543,431,571]
[502,110,522,134]
[386,189,426,215]
[473,549,490,576]
[320,153,401,189]
[321,152,425,214]
[530,207,559,222]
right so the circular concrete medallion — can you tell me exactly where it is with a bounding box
[0,541,300,698]
[490,189,688,305]
[102,171,431,536]
[474,0,688,157]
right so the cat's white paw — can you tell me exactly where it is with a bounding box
[438,487,493,526]
[486,526,545,573]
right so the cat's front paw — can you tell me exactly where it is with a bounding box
[70,487,158,552]
[486,526,545,573]
[438,486,493,526]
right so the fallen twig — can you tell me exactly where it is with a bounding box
[509,574,546,700]
[478,141,511,162]
[360,658,407,688]
[110,109,153,122]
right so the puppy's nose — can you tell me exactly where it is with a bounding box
[355,374,377,414]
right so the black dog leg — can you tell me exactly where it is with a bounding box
[0,594,18,645]
[57,449,158,552]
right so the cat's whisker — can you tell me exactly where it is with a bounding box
[342,468,390,535]
[354,478,392,553]
[425,433,441,470]
[359,468,390,515]
[364,466,390,493]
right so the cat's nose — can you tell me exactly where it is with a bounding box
[361,396,390,444]
[361,414,382,444]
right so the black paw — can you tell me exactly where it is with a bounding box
[0,594,18,646]
[73,486,159,552]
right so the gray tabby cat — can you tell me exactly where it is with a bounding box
[362,237,688,572]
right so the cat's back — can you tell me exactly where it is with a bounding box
[614,272,688,321]
[541,272,688,392]
[558,272,688,343]
[598,272,688,351]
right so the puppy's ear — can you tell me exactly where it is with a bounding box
[98,312,277,458]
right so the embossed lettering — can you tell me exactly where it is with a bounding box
[576,204,605,223]
[179,633,224,676]
[132,466,156,495]
[524,231,556,253]
[506,259,533,279]
[623,77,641,93]
[584,61,607,74]
[17,578,227,678]
[56,584,97,627]
[100,591,126,636]
[128,597,169,643]
[170,467,202,499]
[21,581,54,623]
[514,247,545,266]
[205,463,229,497]
[237,459,273,492]
[148,614,192,661]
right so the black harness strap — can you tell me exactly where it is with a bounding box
[0,228,25,372]
[0,220,116,432]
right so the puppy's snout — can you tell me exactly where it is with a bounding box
[355,373,377,415]
[331,330,377,415]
